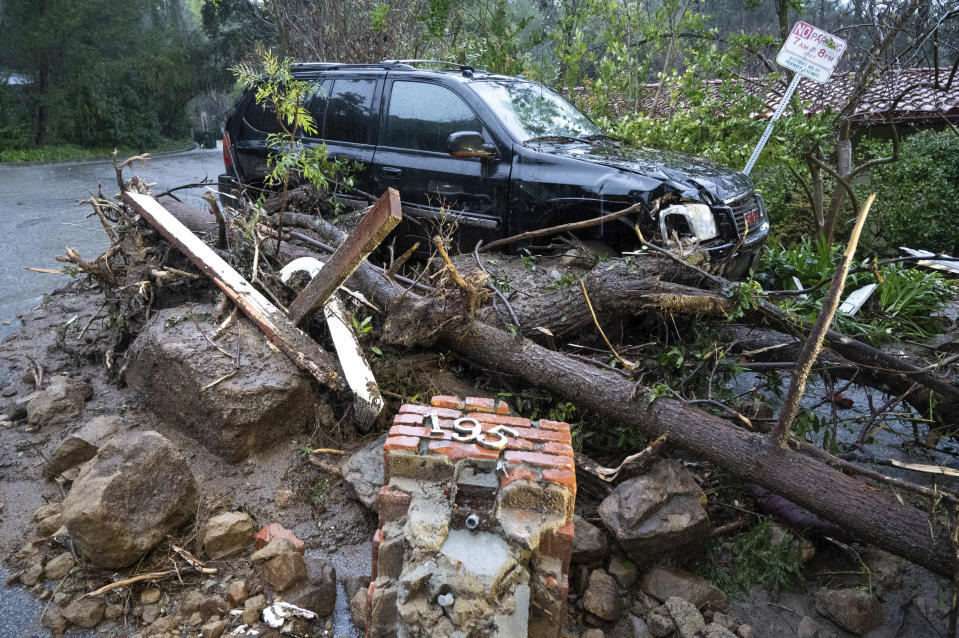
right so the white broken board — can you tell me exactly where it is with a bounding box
[280,257,384,430]
[839,283,877,316]
[900,247,959,275]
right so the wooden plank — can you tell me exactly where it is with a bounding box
[280,257,384,430]
[123,192,344,391]
[288,188,401,324]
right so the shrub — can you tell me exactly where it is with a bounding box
[859,129,959,256]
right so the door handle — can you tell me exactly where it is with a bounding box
[381,166,403,178]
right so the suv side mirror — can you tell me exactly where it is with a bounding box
[448,131,496,160]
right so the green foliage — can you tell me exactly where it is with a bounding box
[232,50,353,199]
[727,280,764,320]
[0,138,192,163]
[857,130,959,257]
[0,0,211,150]
[758,237,957,343]
[700,518,803,597]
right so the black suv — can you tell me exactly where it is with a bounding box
[219,60,768,277]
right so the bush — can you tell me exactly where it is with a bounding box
[859,129,959,256]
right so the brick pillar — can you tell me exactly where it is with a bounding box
[366,395,576,638]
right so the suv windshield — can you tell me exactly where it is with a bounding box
[470,79,602,142]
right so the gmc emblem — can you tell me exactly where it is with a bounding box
[743,208,760,225]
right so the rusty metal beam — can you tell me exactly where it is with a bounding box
[288,188,402,325]
[123,192,344,392]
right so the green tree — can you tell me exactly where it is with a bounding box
[0,0,209,149]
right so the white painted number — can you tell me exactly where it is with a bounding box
[421,413,518,450]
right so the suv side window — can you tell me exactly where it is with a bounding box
[242,99,283,134]
[325,78,376,144]
[385,81,482,153]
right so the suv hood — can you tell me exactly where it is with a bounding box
[547,140,754,203]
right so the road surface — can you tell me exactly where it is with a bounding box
[0,146,224,340]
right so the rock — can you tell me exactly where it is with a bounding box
[35,513,62,537]
[198,595,229,619]
[141,603,161,623]
[21,562,44,586]
[647,605,676,638]
[583,569,623,623]
[253,523,305,553]
[704,623,738,637]
[607,554,639,589]
[640,565,728,611]
[140,588,162,604]
[572,515,608,565]
[864,548,905,591]
[243,594,267,625]
[275,489,294,507]
[584,630,605,638]
[598,459,710,564]
[252,538,299,563]
[283,556,337,617]
[735,625,754,638]
[344,573,371,602]
[43,552,75,580]
[796,615,819,638]
[105,604,124,620]
[26,375,93,427]
[201,619,228,638]
[32,502,61,522]
[61,431,198,568]
[343,434,387,509]
[62,596,106,628]
[42,415,120,478]
[665,596,706,638]
[126,306,320,460]
[814,588,883,635]
[200,511,255,559]
[350,587,368,628]
[711,612,738,631]
[40,606,68,636]
[263,552,307,591]
[227,580,249,607]
[612,613,653,638]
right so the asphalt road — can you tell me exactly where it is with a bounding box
[0,145,225,340]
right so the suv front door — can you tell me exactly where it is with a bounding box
[371,79,510,252]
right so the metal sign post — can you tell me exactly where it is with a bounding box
[743,21,847,175]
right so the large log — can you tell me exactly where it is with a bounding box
[277,216,958,578]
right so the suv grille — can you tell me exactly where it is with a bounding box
[727,193,763,238]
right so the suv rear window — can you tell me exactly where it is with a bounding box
[385,81,482,153]
[325,78,376,144]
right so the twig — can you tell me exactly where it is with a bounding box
[479,202,643,253]
[386,242,419,280]
[474,240,520,327]
[309,448,346,455]
[85,567,217,597]
[434,235,482,314]
[770,194,875,448]
[579,278,635,372]
[78,303,107,340]
[201,369,237,392]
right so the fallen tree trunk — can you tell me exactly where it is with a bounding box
[273,215,958,578]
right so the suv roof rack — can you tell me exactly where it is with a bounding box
[290,62,415,72]
[380,59,487,75]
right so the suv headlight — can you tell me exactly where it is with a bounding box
[659,203,718,242]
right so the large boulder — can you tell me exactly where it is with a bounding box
[43,415,120,478]
[598,459,710,564]
[125,306,320,460]
[61,431,198,568]
[343,434,387,509]
[572,515,608,565]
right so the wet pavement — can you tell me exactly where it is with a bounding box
[0,146,224,341]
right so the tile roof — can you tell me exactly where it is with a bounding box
[610,67,959,123]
